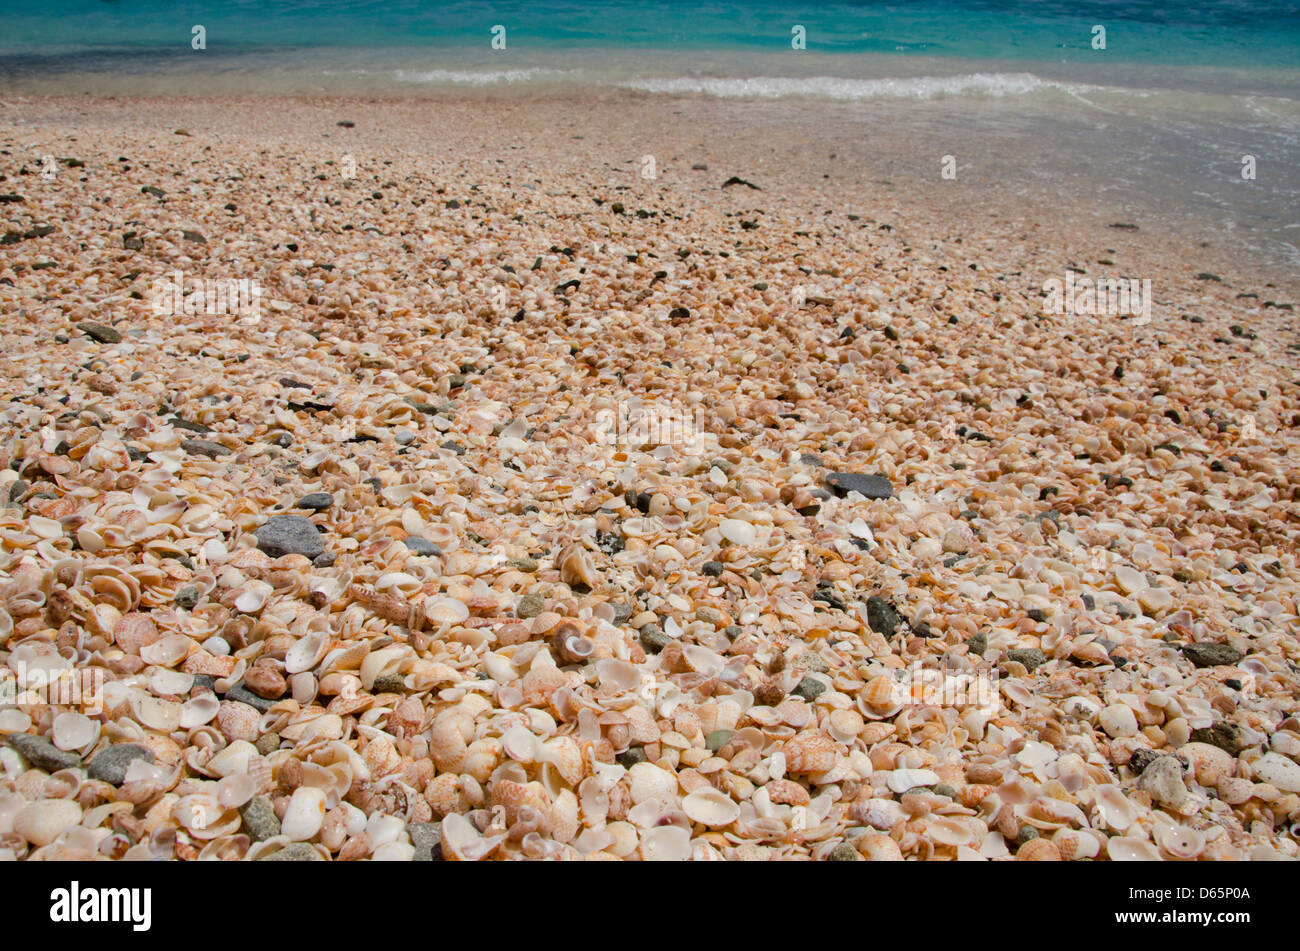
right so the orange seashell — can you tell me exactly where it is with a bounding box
[782,730,838,774]
[1016,838,1062,861]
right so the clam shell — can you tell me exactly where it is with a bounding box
[683,788,741,827]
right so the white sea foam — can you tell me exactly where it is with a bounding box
[611,72,1102,101]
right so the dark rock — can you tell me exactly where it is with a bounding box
[701,560,724,577]
[828,842,860,861]
[312,552,336,568]
[224,683,278,712]
[180,439,231,458]
[1189,722,1244,755]
[404,537,442,556]
[967,632,988,655]
[516,592,545,619]
[296,492,334,511]
[182,230,207,243]
[825,472,894,500]
[1006,648,1047,672]
[372,673,405,695]
[254,514,324,558]
[616,747,647,768]
[174,584,200,609]
[141,185,165,199]
[76,322,121,344]
[866,596,903,635]
[721,176,762,190]
[792,677,826,702]
[1182,642,1244,668]
[639,624,672,654]
[7,733,83,773]
[87,743,154,785]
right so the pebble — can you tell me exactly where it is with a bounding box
[865,596,903,635]
[224,682,278,712]
[259,843,323,861]
[254,514,325,559]
[516,592,545,619]
[240,796,282,841]
[792,677,826,702]
[296,492,335,510]
[174,583,200,609]
[181,439,232,458]
[408,822,443,861]
[825,472,894,500]
[7,733,83,773]
[87,743,154,786]
[75,321,121,344]
[828,842,860,861]
[1138,755,1191,811]
[404,537,442,556]
[1006,648,1047,672]
[1182,642,1244,668]
[639,624,672,654]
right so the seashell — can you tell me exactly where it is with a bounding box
[1179,742,1236,785]
[719,519,756,547]
[13,799,82,847]
[424,596,469,626]
[1016,838,1062,861]
[640,825,692,861]
[556,543,600,589]
[887,768,940,794]
[540,736,584,787]
[782,731,838,774]
[282,787,328,841]
[440,812,503,861]
[1156,823,1206,860]
[1098,703,1138,738]
[113,612,159,655]
[1092,784,1138,830]
[827,708,864,743]
[683,788,741,827]
[1249,753,1300,793]
[233,581,273,614]
[139,633,192,668]
[927,816,979,847]
[217,773,257,810]
[51,712,98,752]
[628,762,678,805]
[858,833,903,861]
[285,631,328,675]
[1106,836,1163,861]
[851,797,906,829]
[1052,828,1101,860]
[860,675,904,719]
[132,695,182,733]
[360,645,409,690]
[181,693,221,729]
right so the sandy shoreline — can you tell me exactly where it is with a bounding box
[0,95,1298,861]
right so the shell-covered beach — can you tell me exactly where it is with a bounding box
[1,94,1298,861]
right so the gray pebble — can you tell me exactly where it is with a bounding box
[516,592,545,619]
[224,685,276,712]
[180,439,232,458]
[76,321,121,344]
[792,676,827,702]
[407,822,443,861]
[174,583,200,609]
[87,743,154,785]
[826,471,894,500]
[1006,648,1047,672]
[259,843,323,861]
[404,537,442,556]
[254,514,324,558]
[240,795,281,841]
[296,492,334,511]
[639,624,672,654]
[7,733,83,773]
[1182,642,1244,668]
[372,673,405,694]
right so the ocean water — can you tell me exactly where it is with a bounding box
[1,1,1298,264]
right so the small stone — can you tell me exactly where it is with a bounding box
[182,229,207,243]
[639,624,672,654]
[224,682,278,712]
[312,552,336,568]
[616,747,647,768]
[86,743,154,785]
[76,322,121,344]
[723,625,743,639]
[1182,642,1244,668]
[826,472,893,500]
[1138,755,1191,811]
[1015,826,1039,846]
[296,492,334,510]
[240,796,281,841]
[866,596,903,635]
[1188,722,1243,755]
[701,560,724,577]
[967,632,988,655]
[516,592,545,619]
[828,842,860,861]
[792,677,826,702]
[705,730,734,753]
[372,672,405,694]
[255,732,281,755]
[754,682,785,706]
[174,584,200,609]
[932,784,957,800]
[7,733,83,773]
[408,822,443,861]
[404,537,442,556]
[1006,648,1047,673]
[181,438,231,458]
[8,479,27,503]
[254,514,325,559]
[393,429,417,445]
[260,843,323,861]
[791,652,828,674]
[506,557,537,572]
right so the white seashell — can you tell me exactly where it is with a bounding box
[1107,836,1162,861]
[640,825,692,861]
[886,768,940,793]
[139,633,191,668]
[1114,565,1147,595]
[207,740,258,777]
[1098,703,1138,738]
[854,798,905,830]
[683,788,741,827]
[234,580,272,613]
[13,799,82,846]
[1250,752,1300,792]
[927,816,979,847]
[181,693,220,729]
[440,812,502,861]
[719,518,755,547]
[217,773,256,809]
[52,712,98,752]
[28,516,64,539]
[376,572,422,594]
[424,596,469,626]
[285,631,328,674]
[628,762,678,805]
[281,787,327,841]
[0,710,32,735]
[149,669,194,696]
[595,658,641,693]
[500,727,538,764]
[1156,823,1206,860]
[681,644,724,677]
[1093,784,1138,830]
[360,645,408,690]
[373,841,415,861]
[131,695,181,732]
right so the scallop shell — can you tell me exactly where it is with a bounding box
[1016,838,1062,861]
[782,731,838,774]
